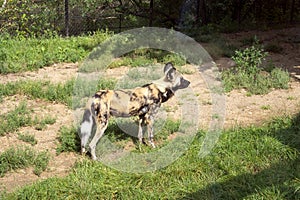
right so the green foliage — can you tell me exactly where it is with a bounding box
[0,31,111,74]
[17,133,38,146]
[0,101,57,136]
[221,44,290,94]
[0,147,50,177]
[0,101,32,136]
[34,116,56,131]
[108,49,186,69]
[56,126,81,154]
[0,80,74,107]
[3,114,300,199]
[0,0,60,37]
[232,45,267,75]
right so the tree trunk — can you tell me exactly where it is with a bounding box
[290,0,296,23]
[196,0,208,25]
[65,0,69,36]
[149,0,154,26]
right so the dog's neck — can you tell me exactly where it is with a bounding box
[152,78,172,93]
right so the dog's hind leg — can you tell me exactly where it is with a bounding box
[89,121,108,160]
[80,109,95,155]
[137,116,145,144]
[89,103,109,160]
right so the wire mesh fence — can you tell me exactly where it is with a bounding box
[0,0,151,37]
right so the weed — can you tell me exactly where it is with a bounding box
[261,105,271,110]
[221,44,289,94]
[270,68,290,89]
[0,147,49,177]
[17,133,38,146]
[56,126,81,154]
[0,101,57,135]
[0,101,32,136]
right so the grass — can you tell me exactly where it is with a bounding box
[1,114,299,199]
[56,125,81,155]
[108,49,187,69]
[0,101,56,136]
[17,133,38,146]
[0,31,111,74]
[0,102,56,136]
[0,78,117,109]
[0,80,74,106]
[0,147,50,177]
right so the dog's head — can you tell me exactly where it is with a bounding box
[163,62,190,92]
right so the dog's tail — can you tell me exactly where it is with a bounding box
[80,108,96,154]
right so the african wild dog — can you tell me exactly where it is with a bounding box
[80,62,190,160]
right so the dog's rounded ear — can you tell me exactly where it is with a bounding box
[164,62,176,81]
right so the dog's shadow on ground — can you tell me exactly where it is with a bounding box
[98,119,148,149]
[178,113,300,199]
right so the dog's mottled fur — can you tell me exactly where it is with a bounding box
[80,63,190,160]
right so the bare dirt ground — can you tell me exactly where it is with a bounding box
[0,27,299,193]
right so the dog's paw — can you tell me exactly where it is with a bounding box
[150,142,156,148]
[81,147,87,155]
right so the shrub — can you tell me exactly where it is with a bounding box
[221,44,289,94]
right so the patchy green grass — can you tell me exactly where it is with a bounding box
[0,78,117,108]
[0,31,111,74]
[0,101,57,136]
[2,114,299,199]
[0,147,50,177]
[17,133,38,146]
[107,49,187,69]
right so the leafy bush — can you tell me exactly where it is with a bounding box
[221,44,290,94]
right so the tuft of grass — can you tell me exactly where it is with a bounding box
[0,101,32,136]
[17,133,38,146]
[0,147,50,177]
[56,126,81,155]
[3,113,299,199]
[34,116,56,131]
[0,101,57,136]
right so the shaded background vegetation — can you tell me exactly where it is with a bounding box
[0,0,299,37]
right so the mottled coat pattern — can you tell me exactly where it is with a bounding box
[80,63,190,160]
